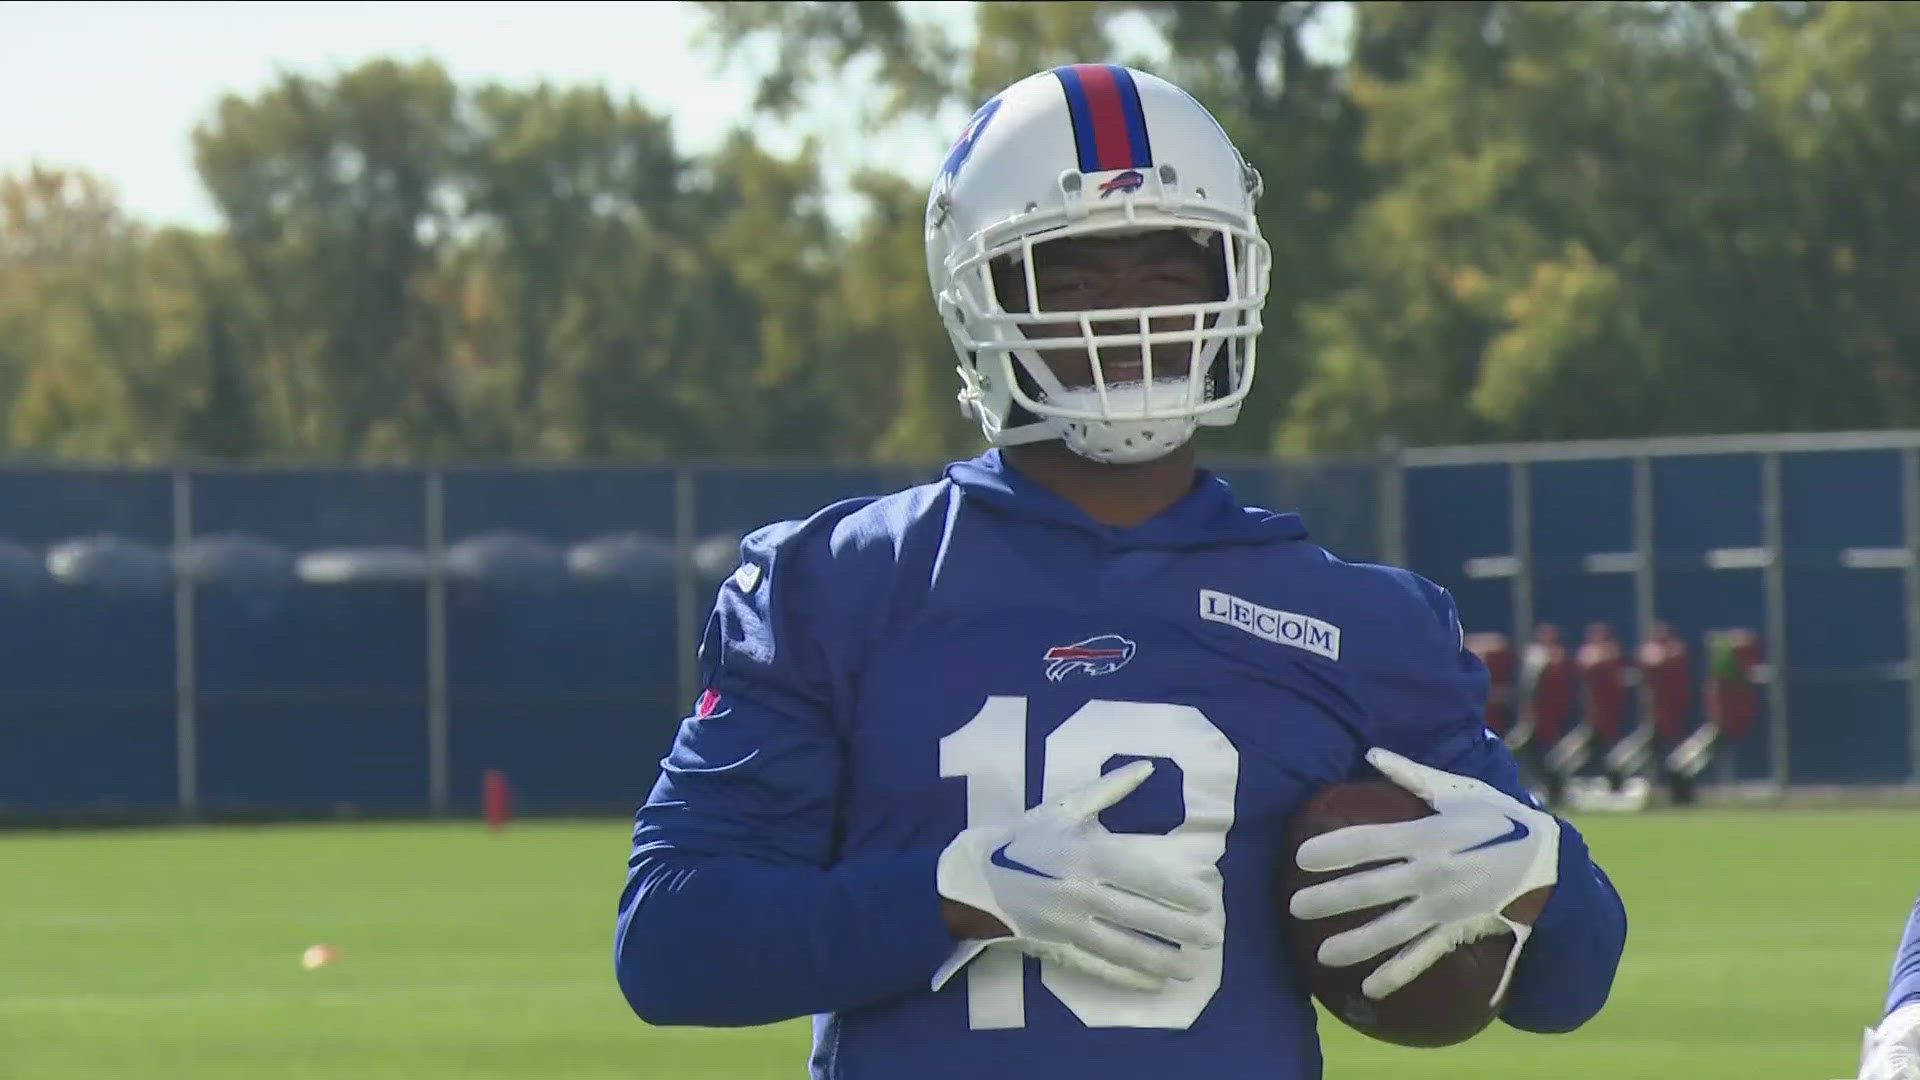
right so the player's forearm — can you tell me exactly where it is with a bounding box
[615,843,953,1027]
[1499,822,1628,1033]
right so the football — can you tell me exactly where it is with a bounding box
[1279,779,1549,1048]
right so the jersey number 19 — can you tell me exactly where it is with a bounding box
[939,697,1240,1031]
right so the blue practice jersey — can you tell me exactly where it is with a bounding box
[616,450,1627,1079]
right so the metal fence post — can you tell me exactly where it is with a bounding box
[675,468,698,713]
[1632,455,1657,754]
[1377,442,1408,569]
[1905,448,1920,785]
[426,469,449,815]
[1511,462,1534,642]
[1633,455,1656,643]
[1761,451,1789,791]
[172,470,197,819]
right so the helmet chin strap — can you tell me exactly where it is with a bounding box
[1058,420,1198,464]
[969,340,1223,464]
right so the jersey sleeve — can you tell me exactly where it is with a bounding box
[1357,569,1628,1035]
[1883,892,1920,1018]
[613,517,953,1027]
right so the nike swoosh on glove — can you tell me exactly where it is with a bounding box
[933,760,1223,992]
[1288,747,1561,1003]
[1859,1003,1920,1080]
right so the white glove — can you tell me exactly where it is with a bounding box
[1289,747,1561,1003]
[1859,1002,1920,1080]
[934,760,1222,992]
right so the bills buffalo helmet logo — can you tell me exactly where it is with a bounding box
[1098,170,1145,198]
[929,96,1004,219]
[1043,635,1137,681]
[940,97,1003,184]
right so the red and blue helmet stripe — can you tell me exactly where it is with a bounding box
[1052,64,1154,174]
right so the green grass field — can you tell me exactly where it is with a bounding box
[1,810,1912,1080]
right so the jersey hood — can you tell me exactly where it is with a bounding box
[944,450,1309,552]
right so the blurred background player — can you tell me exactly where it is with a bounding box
[1575,622,1628,783]
[1514,624,1567,801]
[1525,624,1582,806]
[1664,628,1766,804]
[615,63,1626,1079]
[1613,621,1692,804]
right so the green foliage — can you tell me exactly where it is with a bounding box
[695,0,959,117]
[0,168,257,461]
[1288,0,1920,449]
[192,59,462,459]
[6,3,1920,463]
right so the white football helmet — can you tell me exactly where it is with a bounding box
[925,64,1272,464]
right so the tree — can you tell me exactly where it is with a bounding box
[697,0,960,118]
[693,0,1372,454]
[0,166,139,269]
[1744,0,1920,428]
[193,59,461,458]
[831,172,978,461]
[693,0,1920,453]
[0,166,209,461]
[11,3,1920,466]
[1280,1,1906,449]
[458,84,685,441]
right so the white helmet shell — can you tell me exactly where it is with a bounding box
[925,65,1271,464]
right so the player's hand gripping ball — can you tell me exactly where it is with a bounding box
[1279,750,1556,1048]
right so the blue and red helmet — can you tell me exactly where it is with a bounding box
[926,65,1270,465]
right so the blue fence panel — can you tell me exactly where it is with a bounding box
[9,441,1920,815]
[1654,455,1764,555]
[1217,461,1379,564]
[1779,450,1909,784]
[0,584,177,813]
[1404,464,1514,640]
[693,465,933,539]
[1529,459,1637,654]
[1533,460,1634,560]
[0,470,173,544]
[1651,454,1771,779]
[196,702,427,813]
[1788,682,1909,785]
[1782,451,1903,553]
[0,470,175,813]
[191,471,428,812]
[443,467,680,812]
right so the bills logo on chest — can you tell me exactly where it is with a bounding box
[1042,635,1137,681]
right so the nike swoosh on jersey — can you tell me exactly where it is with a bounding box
[1454,815,1531,855]
[990,842,1057,880]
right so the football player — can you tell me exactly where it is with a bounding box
[1858,894,1920,1080]
[615,64,1628,1078]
